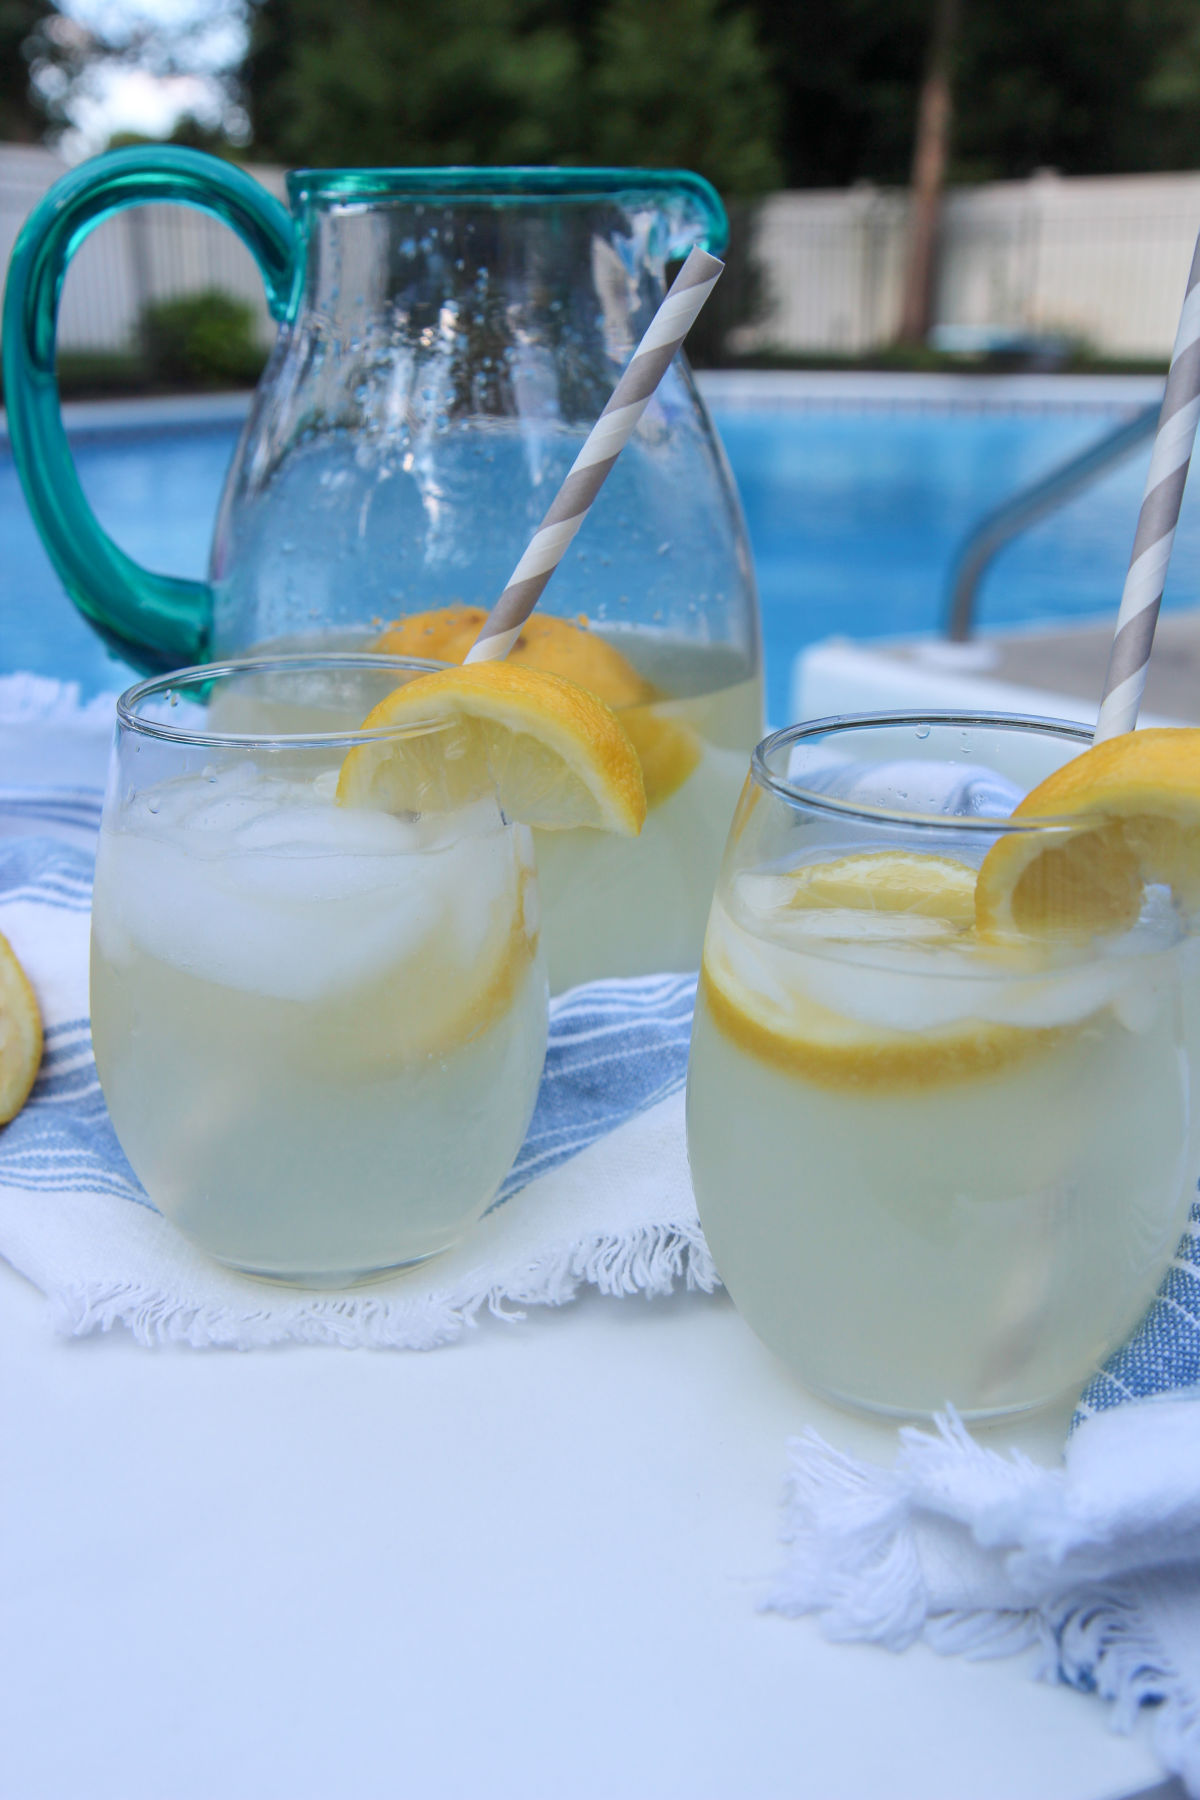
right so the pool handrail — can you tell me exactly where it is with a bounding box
[944,402,1161,641]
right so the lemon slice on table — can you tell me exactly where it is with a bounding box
[375,605,699,809]
[0,931,42,1124]
[337,661,647,834]
[975,728,1200,941]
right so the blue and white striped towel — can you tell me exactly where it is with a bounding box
[0,801,713,1350]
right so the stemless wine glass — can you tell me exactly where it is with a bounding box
[687,712,1200,1420]
[90,654,548,1286]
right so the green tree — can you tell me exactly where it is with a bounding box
[752,0,1200,189]
[241,0,781,198]
[753,0,931,188]
[0,0,61,140]
[951,0,1200,179]
[587,0,780,194]
[242,0,585,168]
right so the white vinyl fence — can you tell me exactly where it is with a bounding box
[0,144,285,356]
[742,171,1200,359]
[3,145,1200,360]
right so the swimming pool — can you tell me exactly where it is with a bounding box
[4,376,1195,726]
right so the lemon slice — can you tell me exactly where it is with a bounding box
[702,895,1061,1093]
[0,931,42,1124]
[784,850,978,926]
[377,606,652,708]
[337,661,646,834]
[975,728,1200,941]
[376,605,698,808]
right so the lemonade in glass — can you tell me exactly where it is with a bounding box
[686,713,1200,1419]
[90,653,644,1285]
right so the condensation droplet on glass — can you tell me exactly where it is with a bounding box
[167,690,178,707]
[915,724,930,740]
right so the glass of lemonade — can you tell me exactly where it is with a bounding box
[686,712,1200,1420]
[90,655,548,1286]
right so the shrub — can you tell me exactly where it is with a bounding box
[140,288,267,388]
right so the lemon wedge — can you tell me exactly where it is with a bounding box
[975,728,1200,941]
[0,931,42,1124]
[337,661,647,834]
[376,605,699,809]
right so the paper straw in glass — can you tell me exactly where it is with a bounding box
[464,246,724,663]
[1094,232,1200,742]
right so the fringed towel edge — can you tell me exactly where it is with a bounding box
[49,1218,720,1351]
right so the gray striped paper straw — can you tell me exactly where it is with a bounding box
[1094,232,1200,741]
[464,246,724,664]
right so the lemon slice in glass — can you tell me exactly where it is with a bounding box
[783,849,979,925]
[377,605,652,709]
[702,872,1060,1093]
[337,661,647,835]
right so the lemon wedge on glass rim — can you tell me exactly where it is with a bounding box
[375,605,700,809]
[336,660,647,835]
[975,727,1200,941]
[0,930,42,1124]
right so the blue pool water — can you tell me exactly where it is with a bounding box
[5,395,1200,726]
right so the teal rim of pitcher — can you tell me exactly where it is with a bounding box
[285,166,729,255]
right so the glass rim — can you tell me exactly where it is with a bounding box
[116,653,450,752]
[751,710,1097,834]
[286,165,722,205]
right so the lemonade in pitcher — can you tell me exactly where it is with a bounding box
[374,609,760,990]
[686,716,1200,1419]
[90,654,645,1284]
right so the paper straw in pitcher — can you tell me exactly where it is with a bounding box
[464,246,724,664]
[1094,233,1200,742]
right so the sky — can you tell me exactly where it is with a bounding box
[54,0,245,156]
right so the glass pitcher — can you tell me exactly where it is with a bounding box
[3,149,763,987]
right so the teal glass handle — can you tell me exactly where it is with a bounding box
[2,146,296,674]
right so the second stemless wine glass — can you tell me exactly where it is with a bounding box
[90,654,548,1286]
[687,712,1200,1420]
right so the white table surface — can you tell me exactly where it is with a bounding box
[2,1243,1167,1800]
